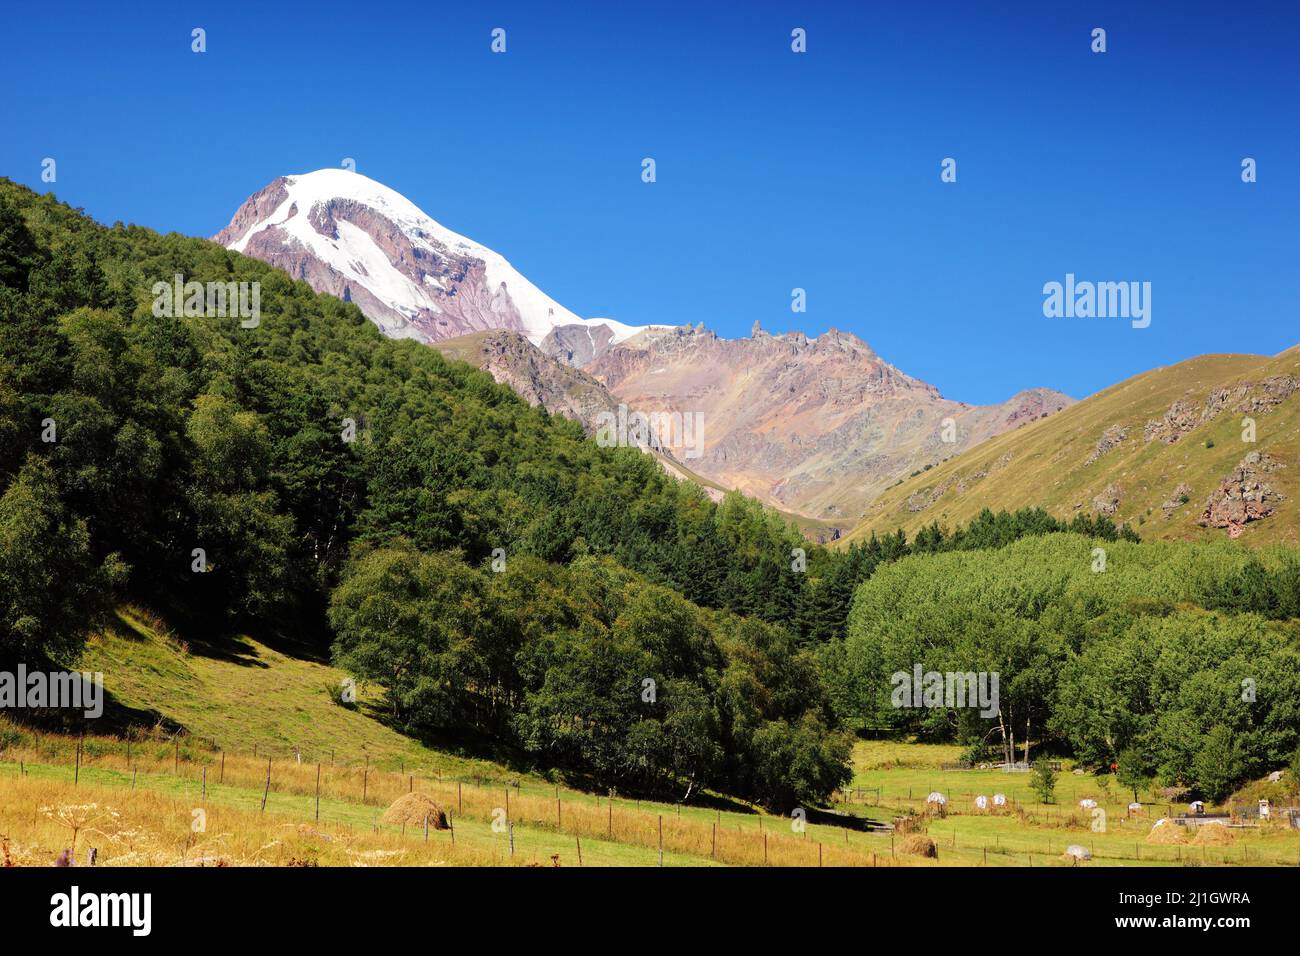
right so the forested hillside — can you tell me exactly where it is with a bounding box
[822,534,1300,800]
[0,179,865,806]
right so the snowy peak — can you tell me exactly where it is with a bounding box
[214,170,652,346]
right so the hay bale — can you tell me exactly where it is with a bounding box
[1063,844,1091,861]
[899,834,937,858]
[1191,822,1234,846]
[1146,819,1188,845]
[895,813,927,834]
[382,793,449,829]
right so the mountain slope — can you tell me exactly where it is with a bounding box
[215,171,1073,527]
[843,349,1300,547]
[215,169,655,346]
[584,322,1072,523]
[430,329,620,429]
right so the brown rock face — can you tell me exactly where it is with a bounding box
[1092,483,1122,517]
[213,177,291,247]
[541,323,616,367]
[1142,377,1300,445]
[1144,400,1199,443]
[1200,375,1300,422]
[430,330,618,431]
[583,324,1072,519]
[1199,452,1287,535]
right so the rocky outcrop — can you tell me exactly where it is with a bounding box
[1141,378,1300,446]
[541,323,616,367]
[1200,375,1300,422]
[1161,482,1193,518]
[1086,424,1128,465]
[1143,400,1199,444]
[1198,452,1286,536]
[431,330,618,432]
[1092,483,1122,517]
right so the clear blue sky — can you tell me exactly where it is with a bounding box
[2,0,1296,403]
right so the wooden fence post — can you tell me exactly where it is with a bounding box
[260,757,271,812]
[315,763,321,821]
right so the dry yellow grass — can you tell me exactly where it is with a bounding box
[0,775,496,867]
[0,735,930,867]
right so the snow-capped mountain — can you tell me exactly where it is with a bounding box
[214,169,651,347]
[214,169,1073,533]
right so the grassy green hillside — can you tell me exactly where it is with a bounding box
[844,349,1300,547]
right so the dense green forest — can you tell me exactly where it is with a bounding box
[2,177,1294,808]
[822,534,1300,800]
[0,179,856,806]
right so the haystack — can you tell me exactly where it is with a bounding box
[899,834,937,858]
[382,793,449,829]
[895,812,928,834]
[1191,822,1234,846]
[1146,819,1188,845]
